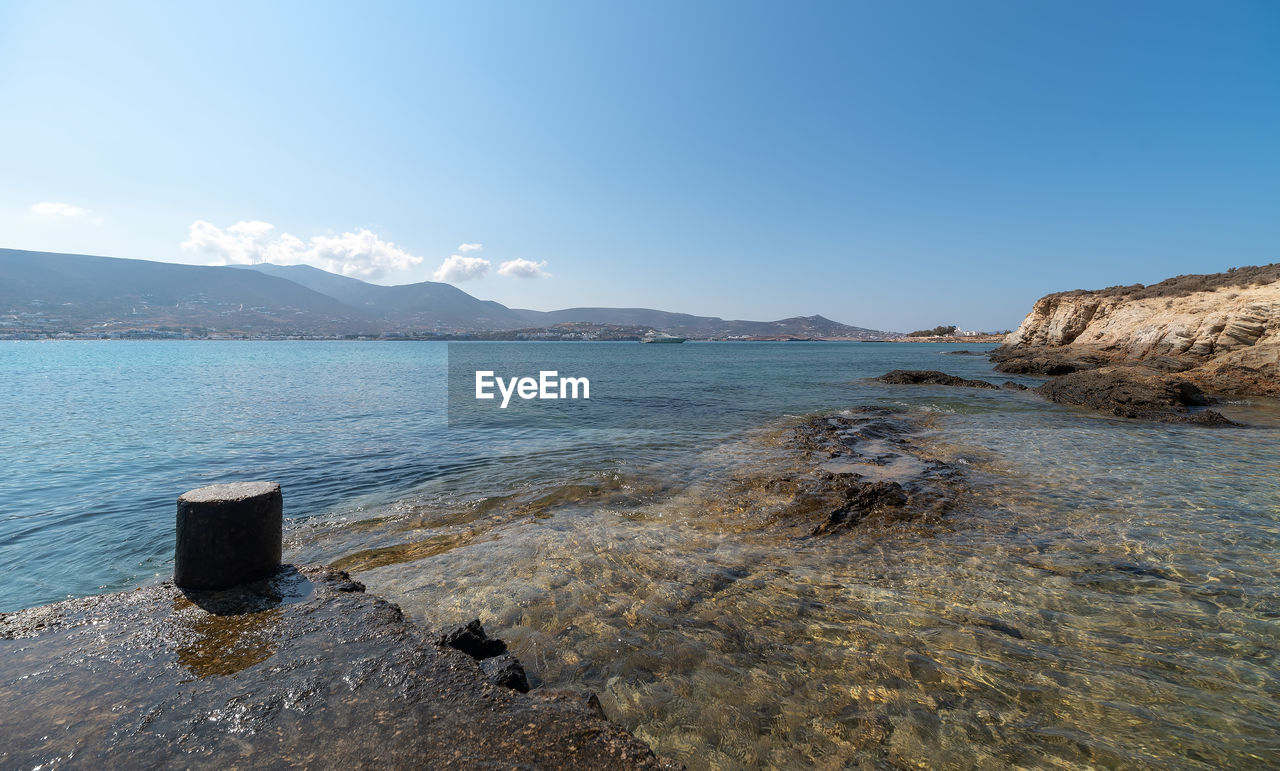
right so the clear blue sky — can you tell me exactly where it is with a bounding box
[1,1,1277,331]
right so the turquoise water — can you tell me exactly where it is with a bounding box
[0,340,1009,611]
[3,341,1279,767]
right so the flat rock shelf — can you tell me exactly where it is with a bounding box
[0,565,675,769]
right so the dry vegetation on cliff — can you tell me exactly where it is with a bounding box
[1050,263,1280,302]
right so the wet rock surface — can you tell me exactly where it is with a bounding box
[874,362,1241,426]
[726,409,965,536]
[875,370,999,389]
[439,617,508,660]
[481,653,532,693]
[989,348,1098,376]
[0,565,675,769]
[1035,367,1240,425]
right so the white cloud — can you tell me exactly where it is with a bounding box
[457,242,483,253]
[432,254,491,282]
[31,201,102,224]
[498,258,550,279]
[31,201,89,217]
[181,220,424,280]
[307,230,425,278]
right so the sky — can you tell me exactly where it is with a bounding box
[1,1,1277,332]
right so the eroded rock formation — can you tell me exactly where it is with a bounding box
[994,266,1280,396]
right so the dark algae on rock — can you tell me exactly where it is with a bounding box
[989,349,1093,376]
[722,408,966,536]
[0,565,675,769]
[873,359,1240,425]
[1035,368,1240,425]
[875,370,1000,389]
[438,617,508,659]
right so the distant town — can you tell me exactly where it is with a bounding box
[0,316,1007,343]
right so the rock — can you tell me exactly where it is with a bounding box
[905,653,944,685]
[989,349,1093,376]
[1185,361,1278,397]
[971,616,1025,639]
[1001,381,1029,391]
[0,565,675,769]
[1034,367,1240,425]
[481,653,531,693]
[438,618,508,660]
[748,409,966,535]
[537,689,609,721]
[996,266,1280,396]
[875,370,999,389]
[814,480,910,534]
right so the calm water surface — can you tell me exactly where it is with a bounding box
[2,341,1278,768]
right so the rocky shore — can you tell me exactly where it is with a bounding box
[871,266,1278,424]
[1033,368,1238,425]
[0,565,675,769]
[992,264,1280,397]
[875,365,1237,425]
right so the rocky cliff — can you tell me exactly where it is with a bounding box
[995,265,1280,396]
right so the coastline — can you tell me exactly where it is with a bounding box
[4,339,1279,766]
[0,565,676,769]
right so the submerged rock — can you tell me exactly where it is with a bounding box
[876,370,999,389]
[730,409,965,536]
[814,480,911,534]
[1034,367,1240,425]
[0,565,674,769]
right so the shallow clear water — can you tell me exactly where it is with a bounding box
[3,341,1278,767]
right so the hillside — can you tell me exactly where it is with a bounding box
[0,249,373,336]
[517,308,886,339]
[239,263,530,329]
[995,264,1280,396]
[1,249,893,339]
[242,266,889,338]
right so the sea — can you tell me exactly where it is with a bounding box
[2,340,1277,768]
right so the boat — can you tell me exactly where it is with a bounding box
[640,332,686,344]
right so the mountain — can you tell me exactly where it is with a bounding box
[0,249,374,336]
[237,263,529,329]
[522,309,886,339]
[0,249,894,339]
[242,265,891,338]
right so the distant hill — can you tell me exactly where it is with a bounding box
[0,249,373,336]
[0,249,894,339]
[240,265,891,338]
[239,263,529,329]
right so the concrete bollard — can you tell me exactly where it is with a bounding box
[175,481,283,590]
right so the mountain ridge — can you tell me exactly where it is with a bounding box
[1,249,895,339]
